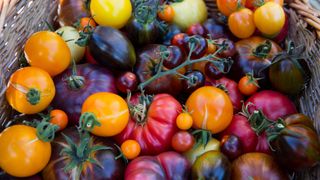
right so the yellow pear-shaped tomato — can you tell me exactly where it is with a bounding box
[24,31,71,76]
[6,67,55,114]
[0,125,51,177]
[90,0,132,29]
[81,92,129,137]
[186,86,233,134]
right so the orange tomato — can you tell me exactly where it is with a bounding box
[6,67,55,114]
[228,8,255,39]
[186,86,233,134]
[217,0,246,16]
[176,112,193,130]
[78,17,96,32]
[207,42,217,54]
[50,109,68,131]
[158,5,175,22]
[238,74,259,96]
[81,92,129,137]
[24,31,71,76]
[253,2,285,37]
[121,140,141,160]
[0,125,51,177]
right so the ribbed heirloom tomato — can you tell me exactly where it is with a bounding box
[90,0,132,29]
[24,31,71,77]
[6,67,55,114]
[186,86,233,134]
[81,92,129,137]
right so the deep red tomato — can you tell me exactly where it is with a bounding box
[115,93,182,155]
[171,131,195,153]
[245,90,297,121]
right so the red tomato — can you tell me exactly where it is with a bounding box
[171,131,195,153]
[115,93,182,155]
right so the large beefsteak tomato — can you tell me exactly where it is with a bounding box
[115,93,182,155]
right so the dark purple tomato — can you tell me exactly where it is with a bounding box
[182,71,205,94]
[205,62,224,80]
[203,18,230,39]
[185,35,208,59]
[216,38,236,58]
[221,135,243,160]
[171,33,189,52]
[163,46,186,69]
[186,23,207,36]
[116,72,138,93]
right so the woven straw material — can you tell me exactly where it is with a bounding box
[0,0,319,179]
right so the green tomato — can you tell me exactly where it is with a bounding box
[184,138,220,165]
[56,26,85,63]
[171,0,208,30]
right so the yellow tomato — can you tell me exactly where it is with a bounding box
[253,2,285,37]
[186,86,233,134]
[81,92,129,137]
[0,125,51,177]
[6,67,55,114]
[90,0,132,29]
[24,31,71,76]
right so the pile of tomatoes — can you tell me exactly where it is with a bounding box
[0,0,320,179]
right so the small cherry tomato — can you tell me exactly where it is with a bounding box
[171,131,195,153]
[121,140,141,160]
[205,62,224,80]
[228,8,255,39]
[221,135,243,160]
[176,112,193,130]
[50,109,68,131]
[254,2,285,37]
[186,23,207,36]
[116,72,138,93]
[158,5,175,22]
[207,41,217,54]
[78,17,96,32]
[238,73,260,96]
[217,0,246,16]
[171,33,188,51]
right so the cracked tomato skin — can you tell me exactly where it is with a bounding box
[115,93,182,155]
[186,86,233,134]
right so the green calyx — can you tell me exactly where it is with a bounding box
[192,129,212,149]
[134,0,159,24]
[36,121,59,142]
[79,112,101,132]
[252,40,272,58]
[245,71,262,88]
[60,131,112,179]
[127,91,153,125]
[26,88,41,105]
[66,60,86,90]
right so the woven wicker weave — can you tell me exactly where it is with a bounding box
[0,0,319,179]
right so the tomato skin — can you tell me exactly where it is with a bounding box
[115,93,182,155]
[228,8,255,39]
[246,0,284,9]
[79,17,96,32]
[90,0,132,29]
[217,0,246,16]
[158,5,175,22]
[186,86,233,134]
[50,109,68,131]
[0,125,51,177]
[24,31,71,77]
[245,90,297,121]
[121,140,141,160]
[125,151,191,180]
[81,92,129,137]
[232,153,289,180]
[171,131,195,153]
[254,2,285,37]
[6,67,55,114]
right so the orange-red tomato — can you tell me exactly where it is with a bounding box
[228,8,255,39]
[81,92,129,137]
[158,5,175,22]
[24,31,71,76]
[186,86,233,134]
[217,0,246,16]
[50,109,68,131]
[176,112,193,130]
[6,67,55,114]
[246,0,284,9]
[0,125,51,177]
[171,131,195,153]
[238,75,259,96]
[121,140,141,160]
[253,2,285,37]
[78,17,96,32]
[207,42,217,54]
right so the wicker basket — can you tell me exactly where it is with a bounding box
[0,0,319,179]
